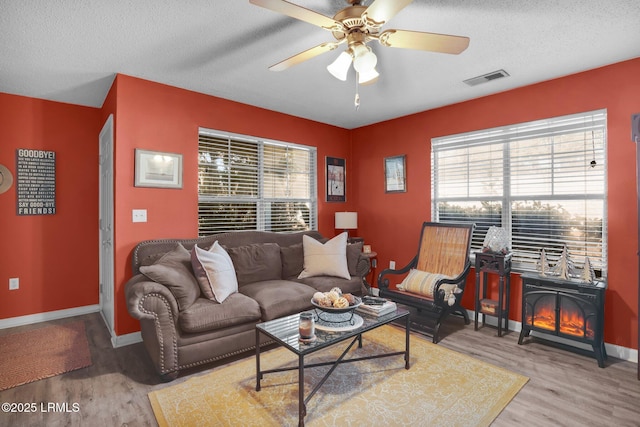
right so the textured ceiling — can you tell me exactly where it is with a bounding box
[1,0,639,129]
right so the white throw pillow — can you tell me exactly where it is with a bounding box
[190,241,238,303]
[298,232,350,280]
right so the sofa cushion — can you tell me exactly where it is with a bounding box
[280,243,304,278]
[397,269,453,300]
[298,232,350,280]
[179,293,261,334]
[190,242,238,303]
[296,275,363,296]
[240,280,316,321]
[226,243,282,287]
[139,243,200,311]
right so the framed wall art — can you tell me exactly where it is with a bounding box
[326,156,346,202]
[135,149,183,189]
[384,155,406,193]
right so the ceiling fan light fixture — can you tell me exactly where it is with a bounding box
[358,67,379,85]
[327,51,352,81]
[352,43,377,73]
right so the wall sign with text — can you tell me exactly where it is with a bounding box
[16,149,56,215]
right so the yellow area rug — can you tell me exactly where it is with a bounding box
[149,325,528,427]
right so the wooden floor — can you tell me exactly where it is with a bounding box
[0,312,638,427]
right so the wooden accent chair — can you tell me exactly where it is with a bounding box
[378,222,475,343]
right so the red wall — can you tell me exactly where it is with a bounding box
[0,93,101,318]
[1,58,639,352]
[110,75,353,335]
[351,58,640,350]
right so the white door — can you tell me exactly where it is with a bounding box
[99,114,115,337]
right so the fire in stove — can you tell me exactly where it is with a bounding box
[526,300,595,338]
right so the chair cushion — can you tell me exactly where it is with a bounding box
[139,243,200,311]
[298,232,350,280]
[190,241,238,303]
[397,269,454,300]
[226,243,282,287]
[179,293,261,334]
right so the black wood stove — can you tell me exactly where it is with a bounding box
[518,273,607,367]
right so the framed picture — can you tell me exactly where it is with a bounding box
[363,244,372,254]
[384,155,406,193]
[326,156,346,202]
[134,149,183,189]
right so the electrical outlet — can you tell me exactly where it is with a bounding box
[9,277,19,290]
[389,260,396,270]
[132,209,147,223]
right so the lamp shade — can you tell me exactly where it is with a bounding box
[352,44,377,73]
[335,212,358,230]
[327,51,352,81]
[358,67,379,85]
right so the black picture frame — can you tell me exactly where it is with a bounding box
[326,156,346,202]
[384,155,406,193]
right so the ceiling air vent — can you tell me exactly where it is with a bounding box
[463,69,510,86]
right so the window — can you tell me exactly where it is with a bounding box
[431,110,607,275]
[198,129,317,235]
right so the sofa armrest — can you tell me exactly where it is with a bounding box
[124,274,181,377]
[125,274,180,323]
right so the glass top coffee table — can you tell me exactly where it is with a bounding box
[255,308,410,427]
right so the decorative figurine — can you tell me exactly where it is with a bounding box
[581,256,595,284]
[550,245,577,280]
[537,248,550,276]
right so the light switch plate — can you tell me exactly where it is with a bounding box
[132,209,147,223]
[9,277,19,290]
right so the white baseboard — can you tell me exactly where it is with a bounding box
[0,305,100,330]
[469,309,638,364]
[0,304,141,348]
[112,331,142,348]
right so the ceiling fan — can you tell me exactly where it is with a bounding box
[249,0,470,85]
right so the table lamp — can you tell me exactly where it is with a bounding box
[335,212,358,238]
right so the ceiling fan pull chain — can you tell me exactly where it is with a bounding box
[354,73,360,110]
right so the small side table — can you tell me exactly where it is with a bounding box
[362,251,378,295]
[474,251,512,337]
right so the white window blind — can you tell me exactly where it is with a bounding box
[431,110,607,275]
[198,129,317,235]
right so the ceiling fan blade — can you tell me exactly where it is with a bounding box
[378,29,470,54]
[361,0,413,29]
[269,41,342,71]
[250,0,345,32]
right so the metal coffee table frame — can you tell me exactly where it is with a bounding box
[255,308,410,427]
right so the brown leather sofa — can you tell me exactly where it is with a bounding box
[125,230,370,380]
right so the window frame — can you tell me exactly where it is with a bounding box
[197,128,318,235]
[431,110,608,276]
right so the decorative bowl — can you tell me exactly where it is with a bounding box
[311,296,362,314]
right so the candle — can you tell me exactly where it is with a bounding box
[299,312,315,339]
